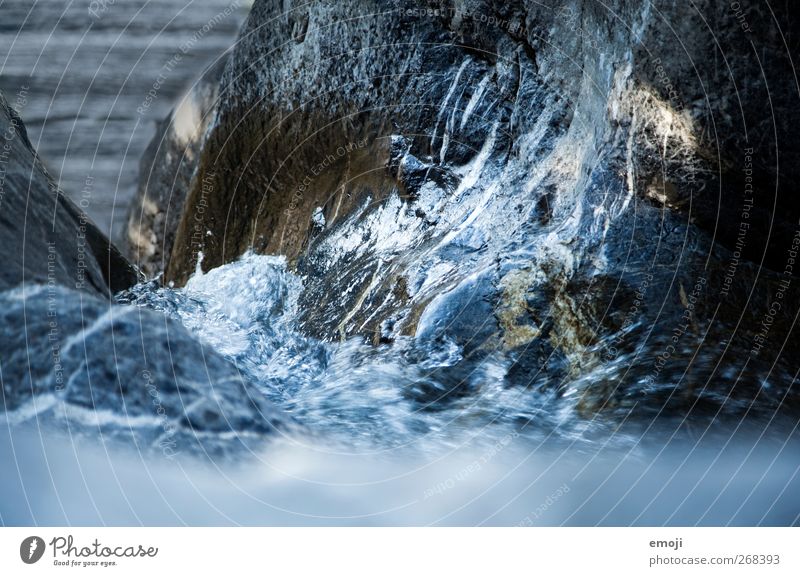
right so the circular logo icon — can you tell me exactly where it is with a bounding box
[20,536,45,564]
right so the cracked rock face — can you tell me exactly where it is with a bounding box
[131,0,800,422]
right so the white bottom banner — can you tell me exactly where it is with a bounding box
[0,528,796,574]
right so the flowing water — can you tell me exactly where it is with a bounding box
[2,251,798,525]
[118,252,617,453]
[0,0,247,238]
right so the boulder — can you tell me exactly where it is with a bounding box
[0,284,290,456]
[128,0,800,421]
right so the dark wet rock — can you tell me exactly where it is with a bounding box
[124,60,227,279]
[0,90,139,296]
[133,0,800,422]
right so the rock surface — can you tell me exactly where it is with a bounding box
[131,0,800,422]
[0,285,289,456]
[0,90,139,296]
[124,60,227,279]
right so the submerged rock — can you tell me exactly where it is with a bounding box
[130,1,800,424]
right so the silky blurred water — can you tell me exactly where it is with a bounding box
[0,0,247,240]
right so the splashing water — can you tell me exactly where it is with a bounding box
[119,253,603,453]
